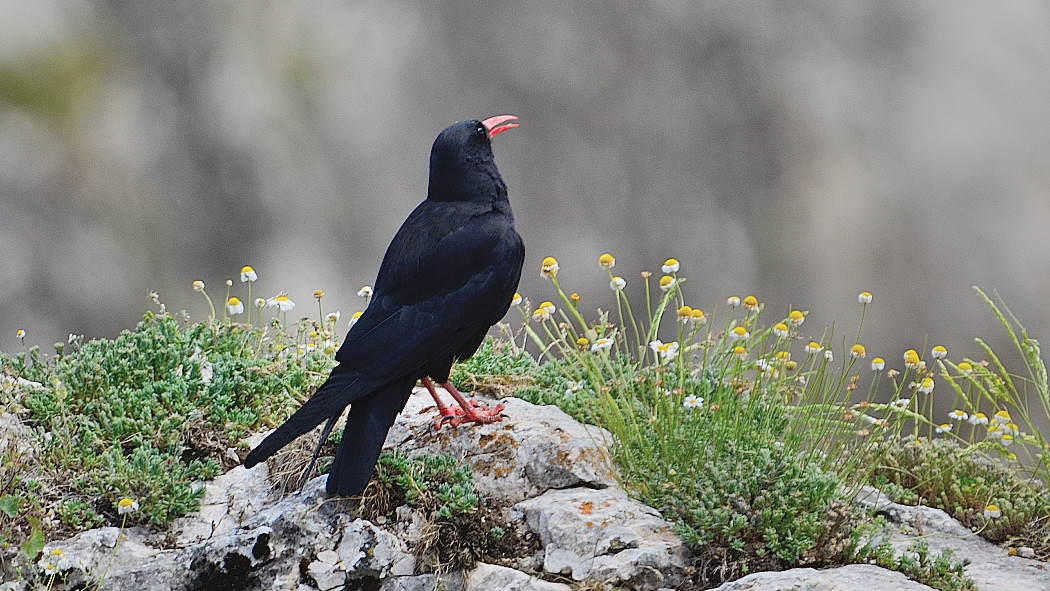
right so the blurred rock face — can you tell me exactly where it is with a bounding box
[1,1,1049,368]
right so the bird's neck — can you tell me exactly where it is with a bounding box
[427,163,508,206]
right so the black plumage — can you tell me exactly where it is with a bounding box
[243,116,523,496]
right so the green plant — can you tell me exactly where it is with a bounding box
[858,540,975,591]
[0,270,342,552]
[512,254,899,577]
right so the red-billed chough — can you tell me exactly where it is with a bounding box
[243,115,523,496]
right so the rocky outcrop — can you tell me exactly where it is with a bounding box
[5,390,1049,591]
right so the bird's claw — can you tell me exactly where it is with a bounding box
[431,401,505,430]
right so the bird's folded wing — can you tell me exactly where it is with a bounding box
[335,209,523,380]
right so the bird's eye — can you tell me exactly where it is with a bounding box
[475,123,487,136]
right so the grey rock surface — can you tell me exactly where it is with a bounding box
[515,487,686,590]
[708,563,934,590]
[386,388,617,503]
[854,485,1050,591]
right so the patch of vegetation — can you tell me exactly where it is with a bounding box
[361,450,539,573]
[871,439,1050,551]
[0,276,338,564]
[857,539,976,591]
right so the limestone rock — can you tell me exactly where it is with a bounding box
[708,563,934,590]
[466,562,572,591]
[515,487,685,590]
[385,388,617,504]
[854,485,1050,591]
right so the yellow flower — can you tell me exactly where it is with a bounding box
[904,350,922,369]
[16,329,26,339]
[994,410,1011,424]
[690,309,706,325]
[240,266,258,282]
[957,361,974,374]
[192,280,205,292]
[590,337,613,352]
[787,310,805,326]
[576,337,590,350]
[948,409,968,422]
[984,504,1002,519]
[917,377,935,394]
[659,275,676,292]
[677,305,693,322]
[850,344,866,359]
[727,296,740,307]
[326,311,341,324]
[935,423,951,434]
[729,326,749,341]
[226,297,244,315]
[733,345,747,360]
[773,323,788,338]
[540,256,559,279]
[511,292,522,306]
[268,294,295,312]
[531,301,556,322]
[598,253,615,269]
[932,345,947,359]
[742,295,758,310]
[774,351,791,363]
[871,357,885,371]
[358,286,374,298]
[117,497,139,515]
[313,290,325,300]
[348,311,363,327]
[570,292,580,306]
[662,258,680,273]
[968,412,988,426]
[858,291,873,304]
[610,276,626,290]
[649,339,680,361]
[805,341,823,354]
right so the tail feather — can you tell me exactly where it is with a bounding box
[243,367,364,468]
[326,376,416,496]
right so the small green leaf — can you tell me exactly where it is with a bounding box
[20,518,45,560]
[0,495,19,518]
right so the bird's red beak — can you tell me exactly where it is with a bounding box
[481,115,519,139]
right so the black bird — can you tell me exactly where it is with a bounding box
[243,115,524,496]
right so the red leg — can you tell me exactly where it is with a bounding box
[422,377,456,429]
[436,380,504,428]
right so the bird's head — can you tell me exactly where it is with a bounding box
[427,115,518,202]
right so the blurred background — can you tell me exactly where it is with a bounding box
[2,1,1049,373]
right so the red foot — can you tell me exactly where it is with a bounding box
[433,400,506,430]
[421,377,505,430]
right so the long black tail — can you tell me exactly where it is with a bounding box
[326,375,416,496]
[243,366,364,469]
